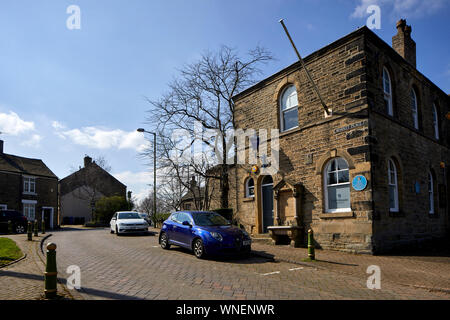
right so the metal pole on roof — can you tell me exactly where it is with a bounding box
[279,19,330,115]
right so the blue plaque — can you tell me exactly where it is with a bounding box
[352,175,367,191]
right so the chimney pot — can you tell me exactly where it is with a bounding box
[392,18,416,68]
[84,156,92,167]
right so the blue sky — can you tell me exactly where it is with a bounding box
[0,0,449,202]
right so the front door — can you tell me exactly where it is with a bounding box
[43,208,52,229]
[261,176,274,233]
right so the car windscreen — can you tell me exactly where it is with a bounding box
[191,212,230,226]
[118,212,141,219]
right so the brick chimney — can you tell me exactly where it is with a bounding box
[84,155,92,167]
[0,140,3,154]
[392,19,416,68]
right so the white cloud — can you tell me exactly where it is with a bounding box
[0,111,35,135]
[20,134,43,147]
[55,126,150,152]
[351,0,445,19]
[113,170,153,185]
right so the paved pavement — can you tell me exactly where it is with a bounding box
[0,233,73,300]
[40,226,450,300]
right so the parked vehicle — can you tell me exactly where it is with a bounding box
[110,211,149,235]
[0,210,28,234]
[159,211,251,259]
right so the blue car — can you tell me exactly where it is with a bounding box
[159,211,252,259]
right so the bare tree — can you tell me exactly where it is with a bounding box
[145,45,273,209]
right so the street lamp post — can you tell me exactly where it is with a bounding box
[137,128,157,227]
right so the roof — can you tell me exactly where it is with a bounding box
[0,153,58,179]
[181,187,206,201]
[233,25,449,102]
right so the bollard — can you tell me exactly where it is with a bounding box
[27,221,32,241]
[44,243,58,299]
[307,229,315,260]
[8,220,13,234]
[34,220,39,237]
[42,219,45,234]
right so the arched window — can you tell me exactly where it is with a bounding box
[280,85,299,132]
[410,89,419,129]
[383,67,393,116]
[428,171,435,214]
[245,178,255,198]
[388,159,399,212]
[324,157,350,212]
[432,103,439,140]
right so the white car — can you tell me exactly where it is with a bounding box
[110,211,149,235]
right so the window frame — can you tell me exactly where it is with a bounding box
[388,159,399,212]
[428,171,435,214]
[23,203,36,220]
[410,89,419,130]
[279,85,299,132]
[245,178,255,198]
[432,103,439,140]
[23,176,36,194]
[323,157,351,213]
[383,67,393,116]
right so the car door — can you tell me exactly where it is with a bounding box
[176,213,194,247]
[164,213,178,242]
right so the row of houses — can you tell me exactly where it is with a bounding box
[0,141,126,229]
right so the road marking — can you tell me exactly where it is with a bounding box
[289,267,304,271]
[260,271,280,276]
[152,246,159,248]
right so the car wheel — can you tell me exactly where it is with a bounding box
[160,232,170,249]
[110,227,114,234]
[115,226,120,236]
[193,239,205,259]
[15,224,25,234]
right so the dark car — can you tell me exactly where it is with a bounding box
[0,210,28,234]
[159,211,251,259]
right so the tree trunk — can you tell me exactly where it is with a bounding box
[220,164,229,209]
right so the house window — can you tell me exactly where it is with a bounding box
[383,67,393,116]
[388,159,399,212]
[23,177,36,194]
[245,178,255,198]
[432,104,439,140]
[0,204,7,210]
[23,203,36,220]
[324,157,350,212]
[428,172,435,214]
[410,89,419,129]
[280,85,299,132]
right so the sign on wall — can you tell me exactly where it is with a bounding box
[352,175,368,191]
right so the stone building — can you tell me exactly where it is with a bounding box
[219,20,449,254]
[0,140,59,229]
[59,156,126,224]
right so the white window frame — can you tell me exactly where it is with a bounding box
[388,159,399,212]
[22,200,37,221]
[411,89,419,129]
[432,103,439,140]
[428,172,435,214]
[0,204,7,210]
[23,176,37,195]
[383,67,393,116]
[279,85,299,132]
[245,178,255,198]
[323,158,351,213]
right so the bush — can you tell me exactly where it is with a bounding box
[94,196,129,223]
[153,213,171,228]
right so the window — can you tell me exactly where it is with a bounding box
[410,89,419,129]
[177,213,193,225]
[23,176,36,194]
[388,159,399,212]
[324,157,350,212]
[0,204,6,210]
[280,85,298,132]
[23,203,35,220]
[383,67,393,116]
[428,172,435,214]
[245,178,255,198]
[432,104,439,140]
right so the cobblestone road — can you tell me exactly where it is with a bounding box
[47,227,449,300]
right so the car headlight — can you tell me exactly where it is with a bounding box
[210,232,223,242]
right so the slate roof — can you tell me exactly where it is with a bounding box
[0,153,58,179]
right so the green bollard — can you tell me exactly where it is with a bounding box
[34,220,39,236]
[8,220,13,234]
[27,221,32,241]
[42,219,46,234]
[307,229,315,260]
[44,243,58,299]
